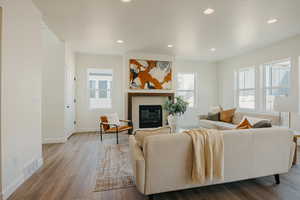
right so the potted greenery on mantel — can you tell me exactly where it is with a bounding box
[163,96,189,132]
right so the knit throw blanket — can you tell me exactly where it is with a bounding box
[184,128,224,184]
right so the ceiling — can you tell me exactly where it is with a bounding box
[33,0,300,61]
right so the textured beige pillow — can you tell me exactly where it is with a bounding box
[134,127,171,148]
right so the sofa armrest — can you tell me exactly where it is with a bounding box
[199,115,208,120]
[129,136,146,194]
[289,141,296,168]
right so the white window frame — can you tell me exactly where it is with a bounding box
[235,66,256,111]
[176,72,197,108]
[262,58,291,112]
[87,68,113,110]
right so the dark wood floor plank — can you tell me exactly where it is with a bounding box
[8,132,300,200]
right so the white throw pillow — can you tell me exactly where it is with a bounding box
[241,116,271,126]
[210,105,223,114]
[107,113,121,126]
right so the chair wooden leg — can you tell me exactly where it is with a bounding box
[100,126,103,141]
[116,129,119,144]
[275,174,280,184]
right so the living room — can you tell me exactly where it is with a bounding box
[1,0,300,200]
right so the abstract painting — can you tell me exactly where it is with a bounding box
[129,59,172,90]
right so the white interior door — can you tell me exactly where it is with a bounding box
[0,6,3,195]
[65,63,76,138]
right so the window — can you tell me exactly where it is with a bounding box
[263,59,291,111]
[236,67,255,110]
[176,73,195,107]
[88,68,113,109]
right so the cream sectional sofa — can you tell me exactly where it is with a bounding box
[199,111,281,130]
[129,128,295,198]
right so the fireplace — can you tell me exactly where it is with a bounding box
[139,105,163,128]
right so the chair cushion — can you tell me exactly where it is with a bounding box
[107,113,121,126]
[100,116,110,131]
[106,125,133,133]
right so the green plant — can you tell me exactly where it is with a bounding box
[163,96,189,116]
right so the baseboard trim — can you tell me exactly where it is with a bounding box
[2,156,43,200]
[42,137,67,144]
[2,175,24,200]
[74,131,98,134]
[66,132,74,139]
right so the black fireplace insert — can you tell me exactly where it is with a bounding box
[139,105,163,128]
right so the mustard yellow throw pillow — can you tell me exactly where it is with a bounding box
[220,108,236,123]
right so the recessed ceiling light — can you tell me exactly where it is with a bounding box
[203,8,215,15]
[210,48,216,52]
[121,0,132,2]
[167,44,174,48]
[267,18,278,24]
[116,40,124,44]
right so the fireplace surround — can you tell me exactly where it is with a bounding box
[127,92,174,129]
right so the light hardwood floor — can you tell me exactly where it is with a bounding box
[8,133,300,200]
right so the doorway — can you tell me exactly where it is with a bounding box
[0,6,3,199]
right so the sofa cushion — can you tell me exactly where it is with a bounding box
[199,120,236,130]
[220,108,236,123]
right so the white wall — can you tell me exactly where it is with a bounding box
[75,53,124,132]
[42,26,76,144]
[0,6,2,197]
[42,25,66,144]
[0,0,43,198]
[217,35,300,130]
[174,60,218,128]
[75,52,218,131]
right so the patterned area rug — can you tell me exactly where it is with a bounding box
[94,144,135,192]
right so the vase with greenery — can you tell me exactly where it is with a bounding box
[163,96,189,131]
